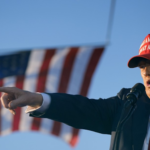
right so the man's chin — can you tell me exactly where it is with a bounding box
[145,85,150,91]
[145,87,150,95]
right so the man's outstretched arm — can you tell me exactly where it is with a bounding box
[0,86,121,134]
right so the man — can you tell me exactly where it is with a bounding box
[1,34,150,150]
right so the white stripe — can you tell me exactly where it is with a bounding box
[67,46,94,94]
[40,48,70,133]
[23,49,46,92]
[60,47,93,142]
[45,48,70,93]
[39,119,53,134]
[61,123,73,143]
[1,76,16,135]
[19,50,46,131]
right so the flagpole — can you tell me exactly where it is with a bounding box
[106,0,116,45]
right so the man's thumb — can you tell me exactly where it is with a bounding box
[8,97,27,109]
[9,101,17,109]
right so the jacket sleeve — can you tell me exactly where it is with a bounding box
[30,93,122,134]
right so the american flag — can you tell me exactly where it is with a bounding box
[0,46,104,146]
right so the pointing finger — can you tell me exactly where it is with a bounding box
[0,87,21,94]
[0,87,12,94]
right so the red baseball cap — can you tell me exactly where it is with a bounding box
[128,34,150,68]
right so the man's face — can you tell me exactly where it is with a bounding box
[138,59,150,90]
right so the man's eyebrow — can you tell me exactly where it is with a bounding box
[138,62,145,67]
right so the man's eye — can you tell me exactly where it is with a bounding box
[139,65,145,69]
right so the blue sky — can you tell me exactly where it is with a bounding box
[0,0,150,150]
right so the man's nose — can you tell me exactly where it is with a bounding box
[145,66,150,76]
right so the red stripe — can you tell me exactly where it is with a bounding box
[0,79,4,135]
[31,49,55,130]
[51,48,79,136]
[57,48,79,93]
[69,128,80,147]
[69,47,104,146]
[80,47,104,96]
[12,75,25,131]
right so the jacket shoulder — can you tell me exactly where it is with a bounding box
[117,88,131,100]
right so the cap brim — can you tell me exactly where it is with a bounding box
[128,54,150,68]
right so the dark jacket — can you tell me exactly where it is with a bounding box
[30,88,150,150]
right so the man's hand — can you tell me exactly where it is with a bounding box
[0,87,43,115]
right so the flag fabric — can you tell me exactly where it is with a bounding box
[0,46,104,147]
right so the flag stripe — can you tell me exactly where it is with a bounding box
[0,79,3,135]
[39,119,53,134]
[12,75,25,131]
[51,48,79,136]
[45,48,70,93]
[31,49,56,130]
[69,128,80,147]
[19,50,46,131]
[1,76,16,135]
[61,47,93,144]
[40,48,70,134]
[69,47,104,146]
[58,48,79,93]
[36,49,56,93]
[60,123,72,143]
[67,47,94,94]
[80,47,104,96]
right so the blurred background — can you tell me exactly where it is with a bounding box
[0,0,150,149]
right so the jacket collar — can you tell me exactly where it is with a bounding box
[132,91,150,150]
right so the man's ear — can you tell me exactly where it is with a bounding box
[139,68,143,79]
